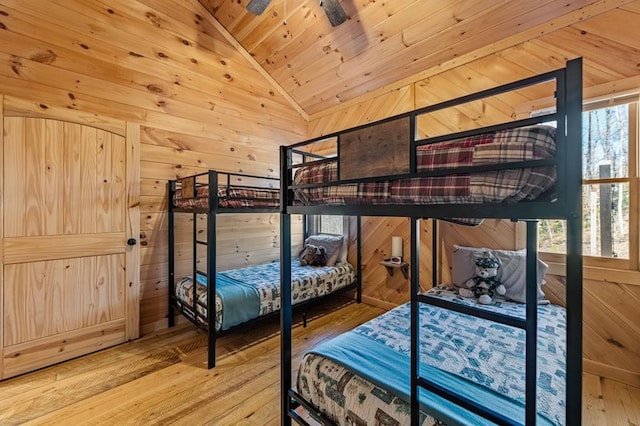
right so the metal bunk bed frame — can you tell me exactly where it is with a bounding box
[168,170,280,368]
[168,170,362,369]
[280,58,583,425]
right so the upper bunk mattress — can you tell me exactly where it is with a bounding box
[294,125,557,207]
[173,185,280,209]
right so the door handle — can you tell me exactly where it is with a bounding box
[127,238,137,246]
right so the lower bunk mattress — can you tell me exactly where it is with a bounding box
[174,259,356,331]
[173,185,280,209]
[296,287,566,426]
[294,125,556,209]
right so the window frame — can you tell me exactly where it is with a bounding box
[538,98,639,271]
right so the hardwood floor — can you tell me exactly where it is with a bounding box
[0,297,638,425]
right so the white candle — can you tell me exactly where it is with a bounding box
[391,236,403,258]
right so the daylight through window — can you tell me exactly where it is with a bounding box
[538,99,638,260]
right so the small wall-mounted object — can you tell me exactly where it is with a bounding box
[391,236,403,259]
[380,259,409,279]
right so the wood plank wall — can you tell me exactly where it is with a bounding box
[0,0,306,335]
[308,4,640,386]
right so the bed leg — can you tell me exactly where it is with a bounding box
[302,311,307,328]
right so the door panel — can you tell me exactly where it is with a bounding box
[3,255,125,346]
[1,113,137,379]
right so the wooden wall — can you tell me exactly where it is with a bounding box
[0,0,306,335]
[309,5,640,386]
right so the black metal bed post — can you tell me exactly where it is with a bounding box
[432,219,438,288]
[207,170,218,369]
[356,216,362,303]
[168,180,176,327]
[525,220,539,424]
[280,146,293,426]
[410,217,420,426]
[191,205,198,325]
[565,57,584,426]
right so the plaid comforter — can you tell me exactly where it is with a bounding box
[173,185,280,209]
[294,125,556,208]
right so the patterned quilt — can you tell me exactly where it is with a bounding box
[293,125,556,211]
[297,286,566,425]
[174,259,356,331]
[173,185,280,209]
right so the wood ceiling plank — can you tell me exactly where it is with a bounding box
[540,26,640,78]
[190,0,307,118]
[263,0,425,80]
[295,0,597,112]
[231,1,310,50]
[620,0,640,13]
[572,8,640,50]
[269,0,461,88]
[306,0,632,116]
[7,0,231,80]
[0,5,302,126]
[10,0,282,102]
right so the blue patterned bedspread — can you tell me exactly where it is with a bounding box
[298,286,566,425]
[175,259,356,331]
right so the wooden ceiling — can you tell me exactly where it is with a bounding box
[198,0,632,117]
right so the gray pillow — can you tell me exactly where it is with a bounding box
[452,245,547,303]
[305,234,345,266]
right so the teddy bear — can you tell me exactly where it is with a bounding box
[310,246,327,267]
[298,244,327,267]
[458,256,506,304]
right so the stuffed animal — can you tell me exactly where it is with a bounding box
[458,256,506,304]
[298,244,327,267]
[310,246,327,267]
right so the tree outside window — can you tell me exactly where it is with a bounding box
[539,100,638,263]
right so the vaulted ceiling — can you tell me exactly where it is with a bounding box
[198,0,635,117]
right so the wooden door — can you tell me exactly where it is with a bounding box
[0,96,140,379]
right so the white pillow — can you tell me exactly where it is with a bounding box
[451,245,547,303]
[305,234,345,266]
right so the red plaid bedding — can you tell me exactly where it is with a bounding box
[293,125,556,208]
[174,185,280,209]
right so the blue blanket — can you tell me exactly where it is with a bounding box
[310,331,554,426]
[195,273,260,330]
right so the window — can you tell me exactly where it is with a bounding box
[308,215,344,235]
[538,98,638,265]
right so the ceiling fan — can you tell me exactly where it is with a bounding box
[246,0,348,27]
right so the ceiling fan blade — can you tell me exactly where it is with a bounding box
[320,0,347,27]
[246,0,272,15]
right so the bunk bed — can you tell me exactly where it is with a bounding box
[280,58,583,425]
[168,170,361,369]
